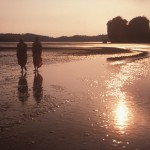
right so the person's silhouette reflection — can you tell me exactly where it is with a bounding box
[18,73,28,104]
[33,72,43,103]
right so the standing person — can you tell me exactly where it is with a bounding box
[17,38,27,73]
[32,37,42,72]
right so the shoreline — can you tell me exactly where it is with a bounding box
[0,45,150,150]
[0,45,135,53]
[0,46,149,62]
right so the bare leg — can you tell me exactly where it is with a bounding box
[34,66,36,71]
[34,66,37,72]
[21,67,23,74]
[24,66,27,71]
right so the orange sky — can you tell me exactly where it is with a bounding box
[0,0,150,37]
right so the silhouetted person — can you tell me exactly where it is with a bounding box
[17,38,27,73]
[32,37,42,72]
[18,73,28,104]
[33,72,43,103]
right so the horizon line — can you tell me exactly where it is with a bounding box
[0,32,108,38]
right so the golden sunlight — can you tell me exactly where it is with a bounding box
[114,100,129,133]
[106,65,135,134]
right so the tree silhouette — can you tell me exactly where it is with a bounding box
[107,16,150,43]
[107,16,128,43]
[128,16,149,42]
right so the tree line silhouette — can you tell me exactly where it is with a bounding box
[1,16,149,43]
[107,16,150,43]
[0,33,108,42]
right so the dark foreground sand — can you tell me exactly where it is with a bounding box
[0,47,150,150]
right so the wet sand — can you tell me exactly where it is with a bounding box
[0,46,150,150]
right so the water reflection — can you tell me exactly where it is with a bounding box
[114,100,129,134]
[106,65,134,135]
[33,72,43,104]
[18,73,28,104]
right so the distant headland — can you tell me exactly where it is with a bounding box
[0,33,109,43]
[1,16,150,43]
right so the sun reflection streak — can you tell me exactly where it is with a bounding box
[114,100,129,133]
[105,64,136,134]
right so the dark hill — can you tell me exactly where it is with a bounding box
[0,33,109,42]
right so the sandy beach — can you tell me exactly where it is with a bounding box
[0,43,150,150]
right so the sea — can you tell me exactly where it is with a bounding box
[0,42,150,150]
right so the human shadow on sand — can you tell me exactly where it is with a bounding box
[33,72,43,104]
[18,73,28,104]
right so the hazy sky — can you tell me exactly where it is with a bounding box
[0,0,150,37]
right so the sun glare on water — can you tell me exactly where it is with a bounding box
[114,100,129,134]
[105,64,136,135]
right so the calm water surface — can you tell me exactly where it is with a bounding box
[0,43,150,150]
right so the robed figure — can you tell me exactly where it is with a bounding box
[32,37,42,71]
[17,39,27,73]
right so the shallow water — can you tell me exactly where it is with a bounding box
[0,43,150,150]
[1,42,150,50]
